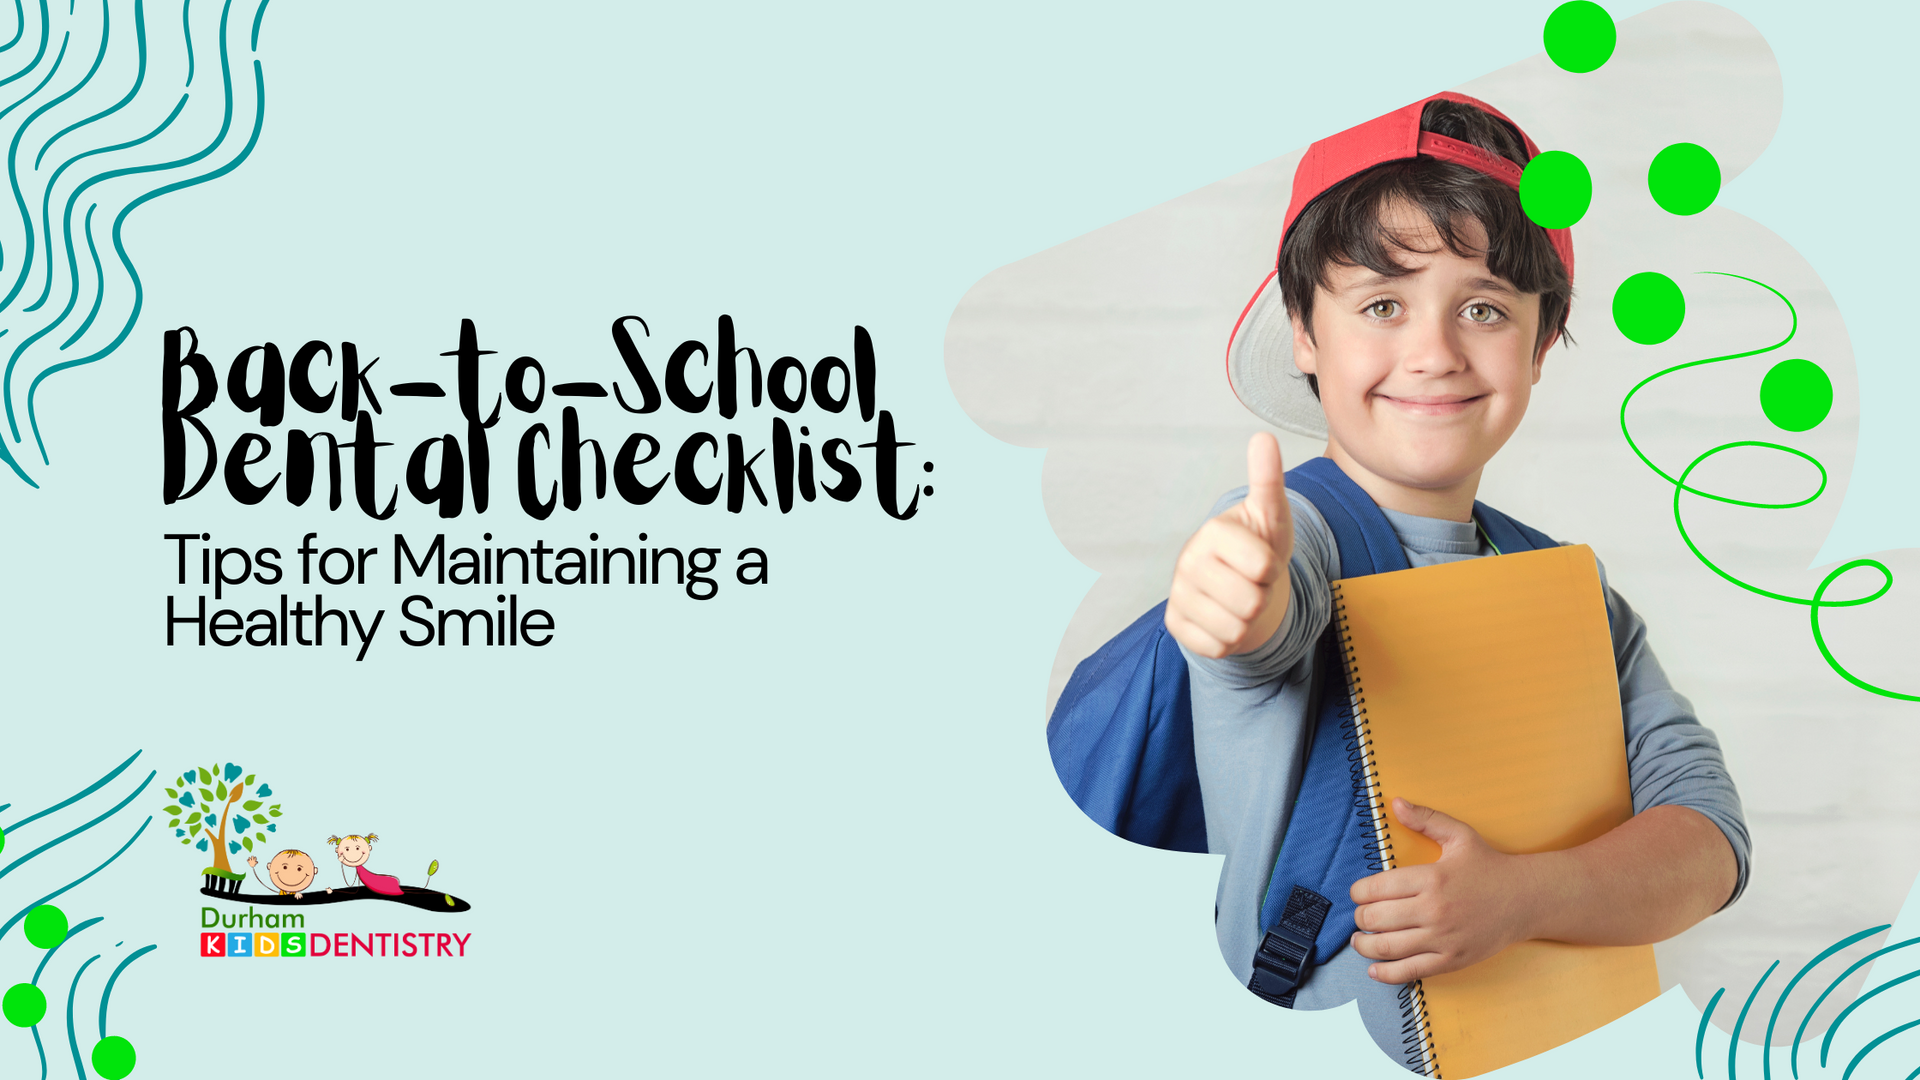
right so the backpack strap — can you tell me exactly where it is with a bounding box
[1248,458,1410,1004]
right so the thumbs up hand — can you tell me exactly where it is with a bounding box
[1165,433,1295,659]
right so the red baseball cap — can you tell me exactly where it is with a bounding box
[1226,91,1575,438]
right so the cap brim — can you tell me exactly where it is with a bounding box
[1226,272,1327,439]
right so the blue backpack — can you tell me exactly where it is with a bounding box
[1045,456,1559,1002]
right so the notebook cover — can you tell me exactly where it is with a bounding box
[1331,544,1661,1078]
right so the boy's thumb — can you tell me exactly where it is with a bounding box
[1393,798,1472,849]
[1243,432,1287,542]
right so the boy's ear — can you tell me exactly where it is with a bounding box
[1291,313,1318,375]
[1531,327,1561,384]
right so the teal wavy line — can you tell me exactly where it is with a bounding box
[182,0,191,85]
[34,0,142,172]
[3,88,182,461]
[63,952,97,1080]
[0,769,153,888]
[250,0,265,49]
[1,3,108,310]
[21,0,251,454]
[31,915,100,983]
[32,915,99,1080]
[95,943,154,1038]
[0,0,22,52]
[1764,924,1889,1080]
[1730,961,1778,1080]
[1699,986,1727,1078]
[0,749,140,835]
[31,90,188,355]
[1843,1017,1920,1080]
[0,815,148,941]
[0,24,68,264]
[1791,936,1920,1077]
[29,0,143,319]
[1821,966,1920,1068]
[0,0,49,95]
[64,199,96,341]
[25,49,267,458]
[27,1,144,328]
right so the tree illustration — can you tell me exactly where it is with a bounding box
[164,763,282,894]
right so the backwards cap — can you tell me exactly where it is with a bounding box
[1226,91,1575,438]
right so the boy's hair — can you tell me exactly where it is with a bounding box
[1279,98,1574,397]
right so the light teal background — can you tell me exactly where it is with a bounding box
[0,1,1913,1077]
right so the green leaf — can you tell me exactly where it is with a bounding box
[252,815,267,825]
[242,801,263,811]
[199,788,213,802]
[244,774,255,786]
[445,894,455,906]
[242,837,254,852]
[166,787,179,799]
[268,808,282,818]
[428,859,440,877]
[169,818,180,828]
[198,768,212,785]
[186,812,202,825]
[216,781,227,801]
[188,823,201,837]
[160,804,179,816]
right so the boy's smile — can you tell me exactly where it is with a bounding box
[1290,200,1554,521]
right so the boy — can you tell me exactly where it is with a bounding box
[1163,93,1748,1065]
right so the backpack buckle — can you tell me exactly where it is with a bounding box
[1247,886,1332,1007]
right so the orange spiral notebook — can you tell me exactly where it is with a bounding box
[1329,543,1661,1079]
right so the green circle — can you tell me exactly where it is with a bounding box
[2,983,45,1027]
[1612,272,1686,345]
[1543,1,1617,73]
[1760,358,1833,432]
[23,905,67,949]
[1518,150,1592,229]
[1648,142,1721,215]
[92,1035,137,1079]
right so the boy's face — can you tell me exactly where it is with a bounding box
[1291,200,1551,517]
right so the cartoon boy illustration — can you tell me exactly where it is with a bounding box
[1155,93,1749,1063]
[247,849,319,899]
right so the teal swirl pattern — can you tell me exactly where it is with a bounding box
[0,0,271,488]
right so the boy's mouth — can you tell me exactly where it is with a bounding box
[1375,392,1486,415]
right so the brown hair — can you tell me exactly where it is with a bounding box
[1279,98,1573,397]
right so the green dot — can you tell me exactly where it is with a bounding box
[1648,143,1721,215]
[1519,150,1592,229]
[1543,1,1617,73]
[1760,358,1832,432]
[1612,272,1686,345]
[24,904,67,949]
[92,1035,137,1079]
[2,983,45,1027]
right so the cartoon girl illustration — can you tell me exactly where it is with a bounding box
[327,832,404,895]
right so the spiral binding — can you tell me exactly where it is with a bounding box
[1331,581,1441,1078]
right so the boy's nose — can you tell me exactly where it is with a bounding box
[1399,312,1470,375]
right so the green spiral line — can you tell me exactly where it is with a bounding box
[1619,271,1915,702]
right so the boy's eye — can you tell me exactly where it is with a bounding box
[1366,300,1400,319]
[1463,303,1504,324]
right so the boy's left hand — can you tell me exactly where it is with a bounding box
[1348,797,1542,984]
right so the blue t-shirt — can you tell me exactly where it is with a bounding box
[1181,486,1751,1065]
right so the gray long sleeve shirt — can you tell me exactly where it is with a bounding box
[1180,486,1750,1065]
